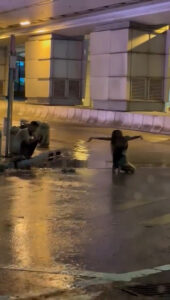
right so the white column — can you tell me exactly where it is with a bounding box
[90,29,129,111]
[90,27,167,112]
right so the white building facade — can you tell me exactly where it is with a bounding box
[0,0,169,111]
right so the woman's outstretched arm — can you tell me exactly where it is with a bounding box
[87,137,111,142]
[126,135,143,141]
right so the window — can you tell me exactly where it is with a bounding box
[53,79,66,98]
[149,78,163,101]
[130,78,163,101]
[69,80,80,99]
[0,81,3,96]
[52,79,81,99]
[131,78,147,100]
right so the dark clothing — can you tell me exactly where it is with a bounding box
[20,140,38,159]
[88,132,140,173]
[111,136,129,169]
[111,135,129,150]
[112,149,124,169]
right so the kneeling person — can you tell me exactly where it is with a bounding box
[11,121,40,159]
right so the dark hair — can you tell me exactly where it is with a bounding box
[30,121,39,127]
[112,130,122,138]
[111,130,123,144]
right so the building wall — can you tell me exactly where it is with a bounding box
[90,29,130,111]
[128,29,165,105]
[82,37,92,107]
[90,26,167,111]
[164,30,170,110]
[26,34,83,105]
[50,38,82,105]
[0,47,9,97]
[25,34,52,103]
[25,26,169,111]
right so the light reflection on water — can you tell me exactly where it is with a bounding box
[73,140,89,161]
[0,168,92,273]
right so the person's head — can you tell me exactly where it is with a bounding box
[112,130,122,140]
[28,121,39,135]
[20,119,29,129]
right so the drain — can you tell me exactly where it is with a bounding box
[124,284,170,296]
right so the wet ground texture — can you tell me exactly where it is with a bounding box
[1,112,170,298]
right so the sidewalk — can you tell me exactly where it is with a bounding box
[1,100,170,135]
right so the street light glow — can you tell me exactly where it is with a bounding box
[0,35,8,39]
[20,21,31,26]
[34,29,47,34]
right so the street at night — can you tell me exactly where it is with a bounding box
[0,111,170,298]
[0,0,169,298]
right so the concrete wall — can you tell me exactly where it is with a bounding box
[129,29,165,83]
[82,37,92,107]
[128,29,166,111]
[52,39,82,78]
[90,27,167,112]
[90,29,129,111]
[0,100,169,135]
[26,34,83,105]
[0,47,8,97]
[164,30,170,109]
[51,38,82,105]
[25,34,52,102]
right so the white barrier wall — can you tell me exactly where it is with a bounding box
[0,100,169,135]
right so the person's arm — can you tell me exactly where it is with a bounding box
[87,137,111,142]
[20,130,38,145]
[126,135,142,141]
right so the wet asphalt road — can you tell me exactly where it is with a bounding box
[1,114,170,298]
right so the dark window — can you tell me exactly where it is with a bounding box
[69,80,80,99]
[149,78,163,101]
[53,79,66,98]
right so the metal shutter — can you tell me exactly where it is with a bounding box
[53,79,66,98]
[0,80,3,96]
[131,78,146,100]
[149,78,163,101]
[69,80,80,99]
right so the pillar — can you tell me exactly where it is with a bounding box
[164,30,170,111]
[0,47,8,98]
[90,24,167,112]
[90,29,129,111]
[26,34,83,105]
[82,36,92,107]
[25,34,52,104]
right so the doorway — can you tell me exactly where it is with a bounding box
[14,46,25,99]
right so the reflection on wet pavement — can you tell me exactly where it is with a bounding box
[1,120,170,296]
[1,167,170,277]
[0,169,90,270]
[73,140,89,161]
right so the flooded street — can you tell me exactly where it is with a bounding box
[1,118,170,298]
